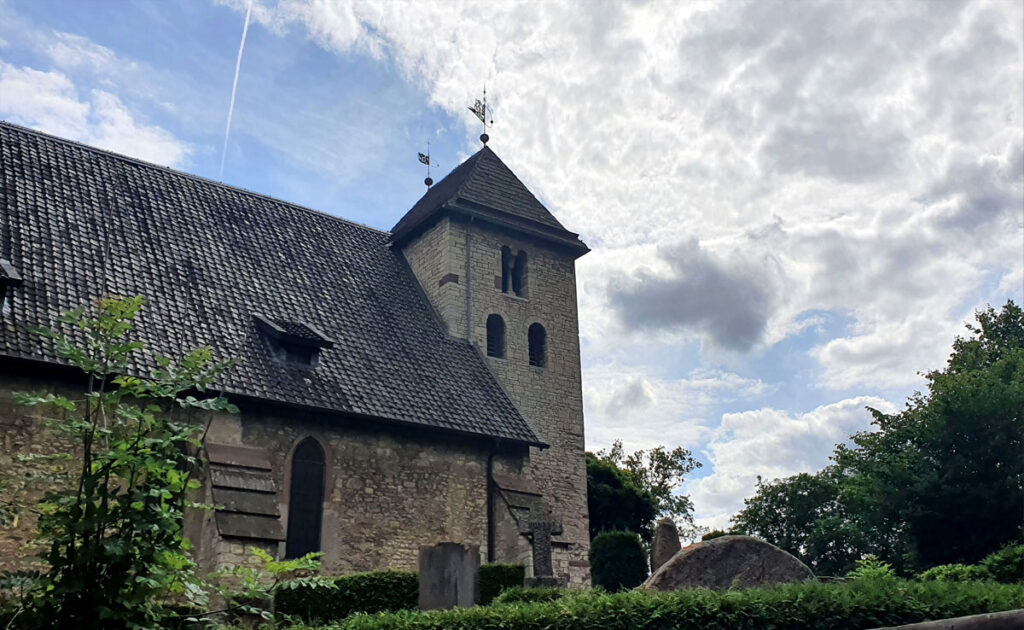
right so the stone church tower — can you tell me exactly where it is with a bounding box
[392,146,592,585]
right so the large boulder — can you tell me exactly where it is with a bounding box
[649,518,682,573]
[641,535,813,591]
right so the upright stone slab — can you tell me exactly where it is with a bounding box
[649,517,681,573]
[418,542,480,610]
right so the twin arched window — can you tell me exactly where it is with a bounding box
[500,246,528,297]
[486,317,546,367]
[285,438,325,559]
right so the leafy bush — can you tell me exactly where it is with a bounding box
[336,580,1024,630]
[274,569,417,623]
[918,563,990,582]
[846,555,895,581]
[589,531,648,591]
[478,564,525,604]
[702,530,729,541]
[491,586,570,605]
[980,543,1024,584]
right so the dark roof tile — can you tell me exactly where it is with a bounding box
[0,121,542,446]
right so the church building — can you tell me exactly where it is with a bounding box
[0,121,591,586]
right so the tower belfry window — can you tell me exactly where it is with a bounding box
[500,246,528,298]
[486,314,505,358]
[528,323,546,367]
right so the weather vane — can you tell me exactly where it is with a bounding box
[418,141,438,188]
[468,86,494,145]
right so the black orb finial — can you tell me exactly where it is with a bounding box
[424,176,434,187]
[480,133,489,145]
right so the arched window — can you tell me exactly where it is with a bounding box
[285,438,325,559]
[486,314,506,358]
[528,323,546,367]
[511,250,528,297]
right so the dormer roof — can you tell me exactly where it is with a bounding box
[391,146,589,257]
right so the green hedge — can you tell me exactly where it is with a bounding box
[917,543,1024,584]
[275,569,417,623]
[492,586,571,605]
[478,564,525,604]
[980,543,1024,583]
[335,579,1024,630]
[589,531,648,592]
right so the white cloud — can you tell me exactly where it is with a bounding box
[583,366,769,453]
[0,59,190,167]
[688,396,898,531]
[240,0,1023,524]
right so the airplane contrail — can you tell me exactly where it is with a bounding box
[219,0,254,181]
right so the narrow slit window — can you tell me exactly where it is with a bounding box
[486,314,506,358]
[528,323,546,367]
[501,246,513,293]
[285,438,326,559]
[511,250,527,297]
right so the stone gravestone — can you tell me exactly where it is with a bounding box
[642,535,814,591]
[649,517,681,573]
[523,519,565,588]
[418,542,480,610]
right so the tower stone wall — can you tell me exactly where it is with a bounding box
[401,216,591,586]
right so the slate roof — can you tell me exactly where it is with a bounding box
[0,121,543,446]
[391,145,589,256]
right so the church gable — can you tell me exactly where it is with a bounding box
[0,121,541,446]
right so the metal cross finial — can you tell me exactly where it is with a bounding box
[418,141,438,188]
[468,85,494,145]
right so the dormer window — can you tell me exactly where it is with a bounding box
[253,314,334,368]
[0,258,23,319]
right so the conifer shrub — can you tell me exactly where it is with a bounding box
[274,569,417,623]
[589,530,648,591]
[478,563,525,604]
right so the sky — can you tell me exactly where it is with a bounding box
[1,0,1021,532]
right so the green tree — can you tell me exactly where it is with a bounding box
[586,453,657,541]
[3,297,238,629]
[837,301,1024,569]
[598,441,702,529]
[732,301,1024,575]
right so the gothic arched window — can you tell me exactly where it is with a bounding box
[486,314,506,358]
[285,437,325,559]
[528,323,546,367]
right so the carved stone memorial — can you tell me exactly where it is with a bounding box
[523,518,565,588]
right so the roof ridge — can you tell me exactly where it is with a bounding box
[0,120,389,237]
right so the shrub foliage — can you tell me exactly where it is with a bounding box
[589,531,648,591]
[1,297,238,629]
[478,563,525,604]
[274,569,418,623]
